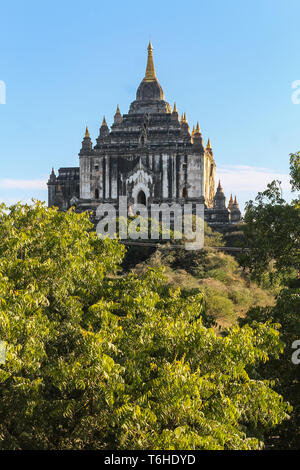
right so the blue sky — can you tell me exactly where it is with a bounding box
[0,0,299,211]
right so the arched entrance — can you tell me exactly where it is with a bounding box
[137,190,146,205]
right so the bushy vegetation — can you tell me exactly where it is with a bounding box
[133,226,273,329]
[0,202,290,450]
[239,152,300,449]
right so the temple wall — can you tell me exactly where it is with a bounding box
[80,156,90,199]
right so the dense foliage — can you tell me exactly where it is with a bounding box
[241,152,300,449]
[241,154,300,284]
[0,202,290,449]
[134,226,273,327]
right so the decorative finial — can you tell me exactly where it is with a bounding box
[195,122,201,134]
[192,125,195,135]
[183,112,187,123]
[84,126,90,138]
[49,167,56,182]
[206,138,211,149]
[173,102,177,113]
[180,113,184,123]
[114,105,122,124]
[102,116,107,126]
[233,196,240,209]
[217,180,222,190]
[144,41,156,82]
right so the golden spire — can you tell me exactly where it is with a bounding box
[195,122,200,134]
[206,138,211,149]
[116,104,120,114]
[180,113,184,123]
[144,41,156,82]
[173,102,177,113]
[102,116,107,126]
[192,125,195,135]
[84,126,90,138]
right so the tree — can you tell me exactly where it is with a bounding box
[241,190,299,285]
[0,202,290,449]
[240,152,300,449]
[240,288,300,449]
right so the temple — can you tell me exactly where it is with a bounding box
[48,42,241,225]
